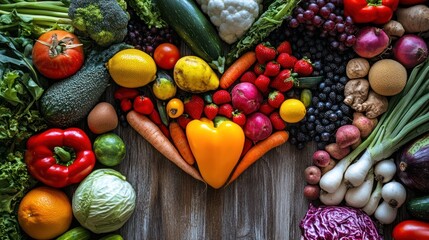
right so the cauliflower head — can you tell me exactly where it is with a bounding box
[197,0,262,44]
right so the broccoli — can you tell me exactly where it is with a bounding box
[68,0,129,47]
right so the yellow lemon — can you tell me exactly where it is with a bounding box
[107,49,157,88]
[279,99,307,123]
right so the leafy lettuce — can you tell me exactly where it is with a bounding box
[0,33,47,240]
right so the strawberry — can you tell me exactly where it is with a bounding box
[218,103,233,118]
[277,53,297,69]
[184,94,204,119]
[263,61,281,77]
[177,114,192,129]
[270,69,296,92]
[203,103,219,120]
[212,90,231,105]
[259,101,275,115]
[232,110,246,126]
[276,40,293,54]
[268,90,285,108]
[254,74,271,93]
[269,111,287,130]
[294,58,314,77]
[255,42,277,64]
[253,63,265,75]
[240,71,257,84]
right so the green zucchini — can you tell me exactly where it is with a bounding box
[294,76,324,89]
[56,226,91,240]
[153,0,225,73]
[406,195,429,220]
[98,234,124,240]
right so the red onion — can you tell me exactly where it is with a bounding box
[353,26,390,58]
[243,112,272,142]
[393,34,428,69]
[231,82,263,115]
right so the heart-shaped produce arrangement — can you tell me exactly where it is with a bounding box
[111,39,318,189]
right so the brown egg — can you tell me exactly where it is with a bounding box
[87,102,118,134]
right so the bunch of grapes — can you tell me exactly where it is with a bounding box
[287,0,359,51]
[124,10,179,55]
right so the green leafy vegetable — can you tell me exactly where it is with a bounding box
[0,33,47,240]
[0,0,72,37]
[127,0,166,28]
[226,0,299,65]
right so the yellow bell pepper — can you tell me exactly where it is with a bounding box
[186,118,245,189]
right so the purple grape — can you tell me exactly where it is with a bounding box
[308,3,320,13]
[297,13,305,23]
[319,7,331,18]
[338,33,347,42]
[323,20,335,31]
[330,41,340,48]
[325,2,336,10]
[316,0,326,7]
[289,18,300,28]
[345,16,353,26]
[303,10,315,20]
[335,15,344,23]
[328,13,337,20]
[335,23,345,32]
[312,15,324,26]
[345,35,357,46]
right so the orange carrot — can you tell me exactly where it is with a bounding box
[126,111,204,182]
[227,131,289,185]
[220,51,257,89]
[169,122,195,165]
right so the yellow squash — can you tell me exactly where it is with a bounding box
[186,118,245,189]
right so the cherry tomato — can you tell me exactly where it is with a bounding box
[32,30,84,80]
[166,98,184,118]
[153,43,180,70]
[392,220,429,240]
[133,95,154,115]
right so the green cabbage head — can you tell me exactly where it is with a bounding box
[72,168,136,234]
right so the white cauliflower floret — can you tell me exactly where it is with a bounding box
[202,0,262,44]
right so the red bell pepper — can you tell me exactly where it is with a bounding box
[25,128,96,188]
[344,0,399,25]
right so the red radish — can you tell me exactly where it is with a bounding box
[304,184,320,200]
[353,26,389,58]
[335,125,361,149]
[325,143,351,160]
[312,150,331,167]
[231,82,263,115]
[393,34,428,69]
[243,112,272,142]
[304,166,322,184]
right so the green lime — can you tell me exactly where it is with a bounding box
[93,133,126,167]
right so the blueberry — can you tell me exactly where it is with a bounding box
[317,142,327,149]
[326,123,336,132]
[323,87,331,94]
[319,82,326,89]
[328,113,338,121]
[297,142,305,149]
[306,122,315,130]
[315,136,321,142]
[316,125,325,133]
[312,97,319,105]
[321,132,331,141]
[297,133,306,141]
[319,93,327,101]
[308,115,316,122]
[322,119,330,125]
[325,102,332,109]
[335,110,343,118]
[329,92,337,101]
[317,101,325,110]
[290,137,298,145]
[331,104,339,111]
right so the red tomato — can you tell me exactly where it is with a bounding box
[392,220,429,240]
[133,95,154,115]
[32,30,84,80]
[153,43,180,70]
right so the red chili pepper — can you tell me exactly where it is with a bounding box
[133,95,154,115]
[120,98,133,112]
[114,87,139,100]
[344,0,399,25]
[149,109,162,125]
[25,128,96,188]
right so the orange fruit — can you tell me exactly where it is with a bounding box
[18,186,73,239]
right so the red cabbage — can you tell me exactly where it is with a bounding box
[300,204,381,240]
